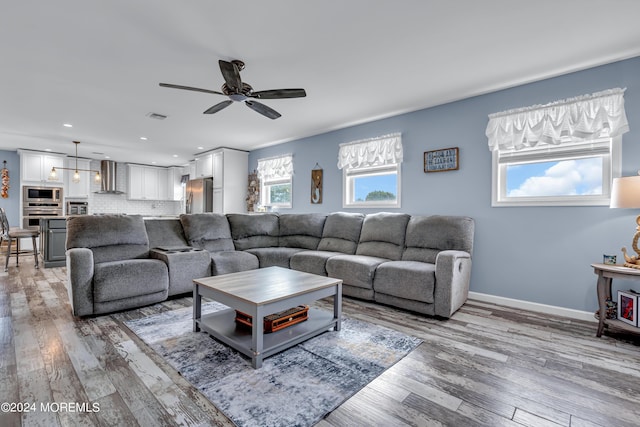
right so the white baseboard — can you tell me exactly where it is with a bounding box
[468,291,597,323]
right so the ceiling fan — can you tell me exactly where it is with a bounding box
[159,59,306,119]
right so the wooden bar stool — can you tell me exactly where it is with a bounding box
[0,208,40,272]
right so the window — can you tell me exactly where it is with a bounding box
[492,137,620,206]
[257,154,293,209]
[486,88,629,207]
[338,133,402,208]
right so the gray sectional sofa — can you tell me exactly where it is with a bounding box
[65,212,474,318]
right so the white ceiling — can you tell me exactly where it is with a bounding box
[2,0,640,166]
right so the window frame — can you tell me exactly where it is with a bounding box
[491,136,621,207]
[342,163,402,208]
[261,176,292,209]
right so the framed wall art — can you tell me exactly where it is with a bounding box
[617,290,637,326]
[424,147,459,173]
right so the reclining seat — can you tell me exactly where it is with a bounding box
[373,215,474,318]
[238,213,327,268]
[66,215,169,316]
[326,212,409,300]
[290,212,364,276]
[180,213,259,276]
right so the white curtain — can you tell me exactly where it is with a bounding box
[486,88,629,152]
[257,154,293,180]
[337,133,403,169]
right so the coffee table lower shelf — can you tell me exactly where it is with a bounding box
[196,307,336,361]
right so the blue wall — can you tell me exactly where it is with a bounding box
[249,56,640,313]
[0,150,21,227]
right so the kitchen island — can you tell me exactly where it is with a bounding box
[40,217,67,267]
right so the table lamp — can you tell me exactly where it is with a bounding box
[611,175,640,268]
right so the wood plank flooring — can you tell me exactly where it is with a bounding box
[1,263,639,426]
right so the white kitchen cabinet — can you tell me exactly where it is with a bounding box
[195,153,213,177]
[64,158,92,198]
[127,164,163,200]
[212,151,223,187]
[208,148,248,213]
[19,150,65,183]
[166,166,184,201]
[188,161,196,179]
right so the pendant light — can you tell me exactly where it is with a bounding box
[49,141,101,182]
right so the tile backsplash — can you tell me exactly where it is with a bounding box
[79,160,183,216]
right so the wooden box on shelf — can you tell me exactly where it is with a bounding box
[235,305,309,333]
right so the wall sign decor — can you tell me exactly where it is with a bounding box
[311,163,323,204]
[424,147,459,173]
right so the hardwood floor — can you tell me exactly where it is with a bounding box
[1,263,639,426]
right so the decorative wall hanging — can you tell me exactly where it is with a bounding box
[1,160,9,198]
[311,163,323,204]
[424,147,459,172]
[246,170,260,212]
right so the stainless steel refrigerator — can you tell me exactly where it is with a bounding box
[185,177,213,213]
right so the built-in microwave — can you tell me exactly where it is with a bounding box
[23,186,63,203]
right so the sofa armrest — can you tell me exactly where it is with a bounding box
[434,250,472,318]
[66,247,95,316]
[149,248,212,296]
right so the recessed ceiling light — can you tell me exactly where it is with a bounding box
[45,148,52,152]
[105,156,110,159]
[63,123,73,128]
[197,146,204,150]
[151,161,157,164]
[140,137,148,141]
[172,154,178,158]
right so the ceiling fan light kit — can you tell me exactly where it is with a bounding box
[159,59,306,119]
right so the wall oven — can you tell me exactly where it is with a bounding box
[22,186,64,229]
[23,186,63,203]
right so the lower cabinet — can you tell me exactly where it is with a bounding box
[41,218,67,268]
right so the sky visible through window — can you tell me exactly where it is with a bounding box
[354,174,397,201]
[506,157,603,197]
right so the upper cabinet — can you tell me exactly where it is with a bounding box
[127,164,179,201]
[19,150,65,184]
[194,153,213,178]
[64,158,92,198]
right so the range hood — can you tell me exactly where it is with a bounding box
[95,160,124,194]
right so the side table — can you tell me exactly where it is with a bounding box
[591,263,640,337]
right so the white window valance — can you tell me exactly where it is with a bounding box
[257,154,293,180]
[486,88,629,152]
[337,133,403,170]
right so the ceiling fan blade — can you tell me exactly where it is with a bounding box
[245,100,281,119]
[219,60,242,91]
[159,83,224,96]
[203,100,233,114]
[250,88,307,99]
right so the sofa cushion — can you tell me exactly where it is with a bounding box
[227,213,279,250]
[278,213,327,249]
[374,261,436,303]
[316,212,364,254]
[93,259,168,303]
[325,254,388,290]
[210,251,259,276]
[402,215,475,263]
[66,215,150,263]
[290,250,342,276]
[246,247,307,268]
[145,219,188,249]
[180,213,235,252]
[355,212,410,260]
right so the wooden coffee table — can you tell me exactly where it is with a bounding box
[193,266,342,368]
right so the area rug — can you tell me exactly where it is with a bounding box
[124,301,421,427]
